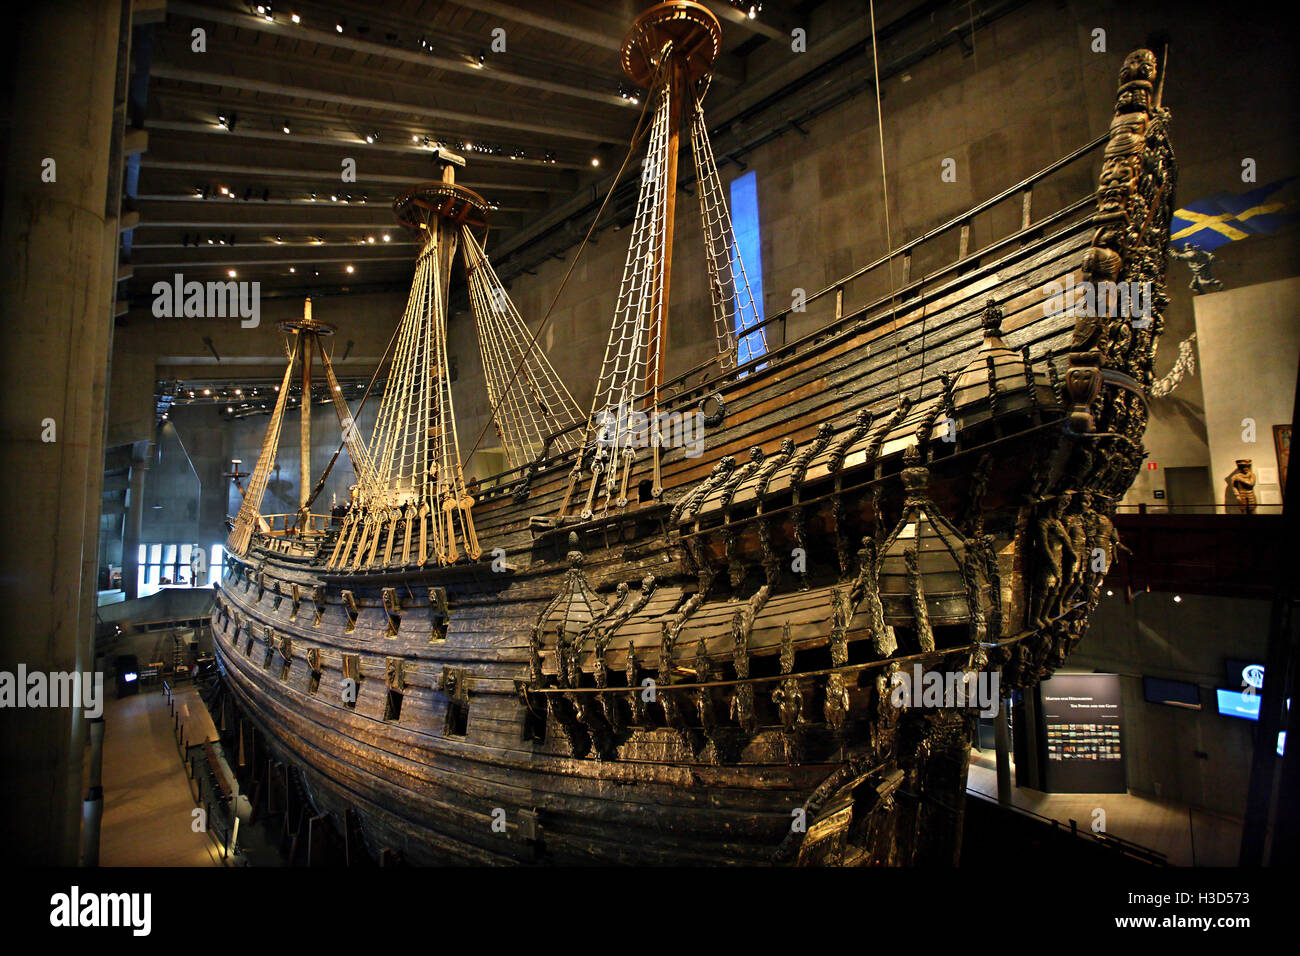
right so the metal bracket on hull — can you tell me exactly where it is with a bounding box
[429,587,449,642]
[382,588,402,637]
[311,586,326,626]
[340,590,359,633]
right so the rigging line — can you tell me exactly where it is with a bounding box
[460,79,658,473]
[302,310,404,511]
[867,0,902,403]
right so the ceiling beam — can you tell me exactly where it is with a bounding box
[134,194,534,213]
[445,0,624,51]
[143,119,587,170]
[701,1,791,43]
[140,159,555,194]
[166,1,633,109]
[147,64,613,143]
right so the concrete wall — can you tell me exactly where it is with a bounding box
[1194,276,1300,509]
[1069,592,1272,817]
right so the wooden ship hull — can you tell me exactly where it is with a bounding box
[210,34,1176,866]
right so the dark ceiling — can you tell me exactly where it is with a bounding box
[126,0,809,305]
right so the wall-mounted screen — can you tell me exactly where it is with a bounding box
[1225,659,1265,693]
[1143,676,1202,710]
[1215,687,1261,720]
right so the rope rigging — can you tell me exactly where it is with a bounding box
[462,227,584,468]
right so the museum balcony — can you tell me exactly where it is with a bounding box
[1110,505,1287,600]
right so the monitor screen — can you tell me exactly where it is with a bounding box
[1143,676,1202,710]
[1216,688,1261,721]
[1225,659,1265,693]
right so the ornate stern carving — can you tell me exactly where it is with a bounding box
[340,589,359,633]
[729,610,757,736]
[823,588,851,734]
[827,409,874,474]
[771,623,806,764]
[790,423,835,487]
[1068,48,1176,437]
[428,587,450,642]
[381,587,402,637]
[670,454,736,524]
[877,446,995,654]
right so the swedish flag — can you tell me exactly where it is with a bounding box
[1170,176,1298,251]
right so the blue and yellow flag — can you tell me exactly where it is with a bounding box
[1170,176,1297,251]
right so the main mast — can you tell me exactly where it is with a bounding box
[559,2,765,521]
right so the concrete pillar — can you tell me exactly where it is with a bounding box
[79,717,106,866]
[122,439,152,599]
[994,695,1012,806]
[0,0,124,864]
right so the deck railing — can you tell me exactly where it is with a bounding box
[467,129,1111,499]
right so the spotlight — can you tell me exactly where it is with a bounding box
[365,130,379,144]
[228,269,237,277]
[217,113,230,129]
[345,264,354,273]
[282,120,291,134]
[1174,595,1182,603]
[203,389,211,395]
[291,12,300,24]
[289,267,295,273]
[335,19,344,33]
[382,233,390,242]
[366,236,375,243]
[412,134,421,142]
[591,157,600,167]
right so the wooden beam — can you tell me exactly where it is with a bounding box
[123,128,148,157]
[131,0,166,26]
[147,64,610,143]
[166,2,630,110]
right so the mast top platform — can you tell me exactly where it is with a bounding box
[393,180,492,234]
[621,1,721,88]
[279,296,335,336]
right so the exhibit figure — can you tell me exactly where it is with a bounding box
[1224,458,1257,514]
[1169,242,1223,294]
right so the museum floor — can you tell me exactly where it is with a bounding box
[967,750,1243,866]
[98,684,221,866]
[94,680,1244,867]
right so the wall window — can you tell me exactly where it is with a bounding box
[135,542,227,597]
[729,170,768,367]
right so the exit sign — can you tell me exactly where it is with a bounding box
[1147,462,1158,470]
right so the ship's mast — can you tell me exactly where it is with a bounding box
[278,298,334,521]
[621,2,722,399]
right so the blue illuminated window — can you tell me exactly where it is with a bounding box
[729,171,767,366]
